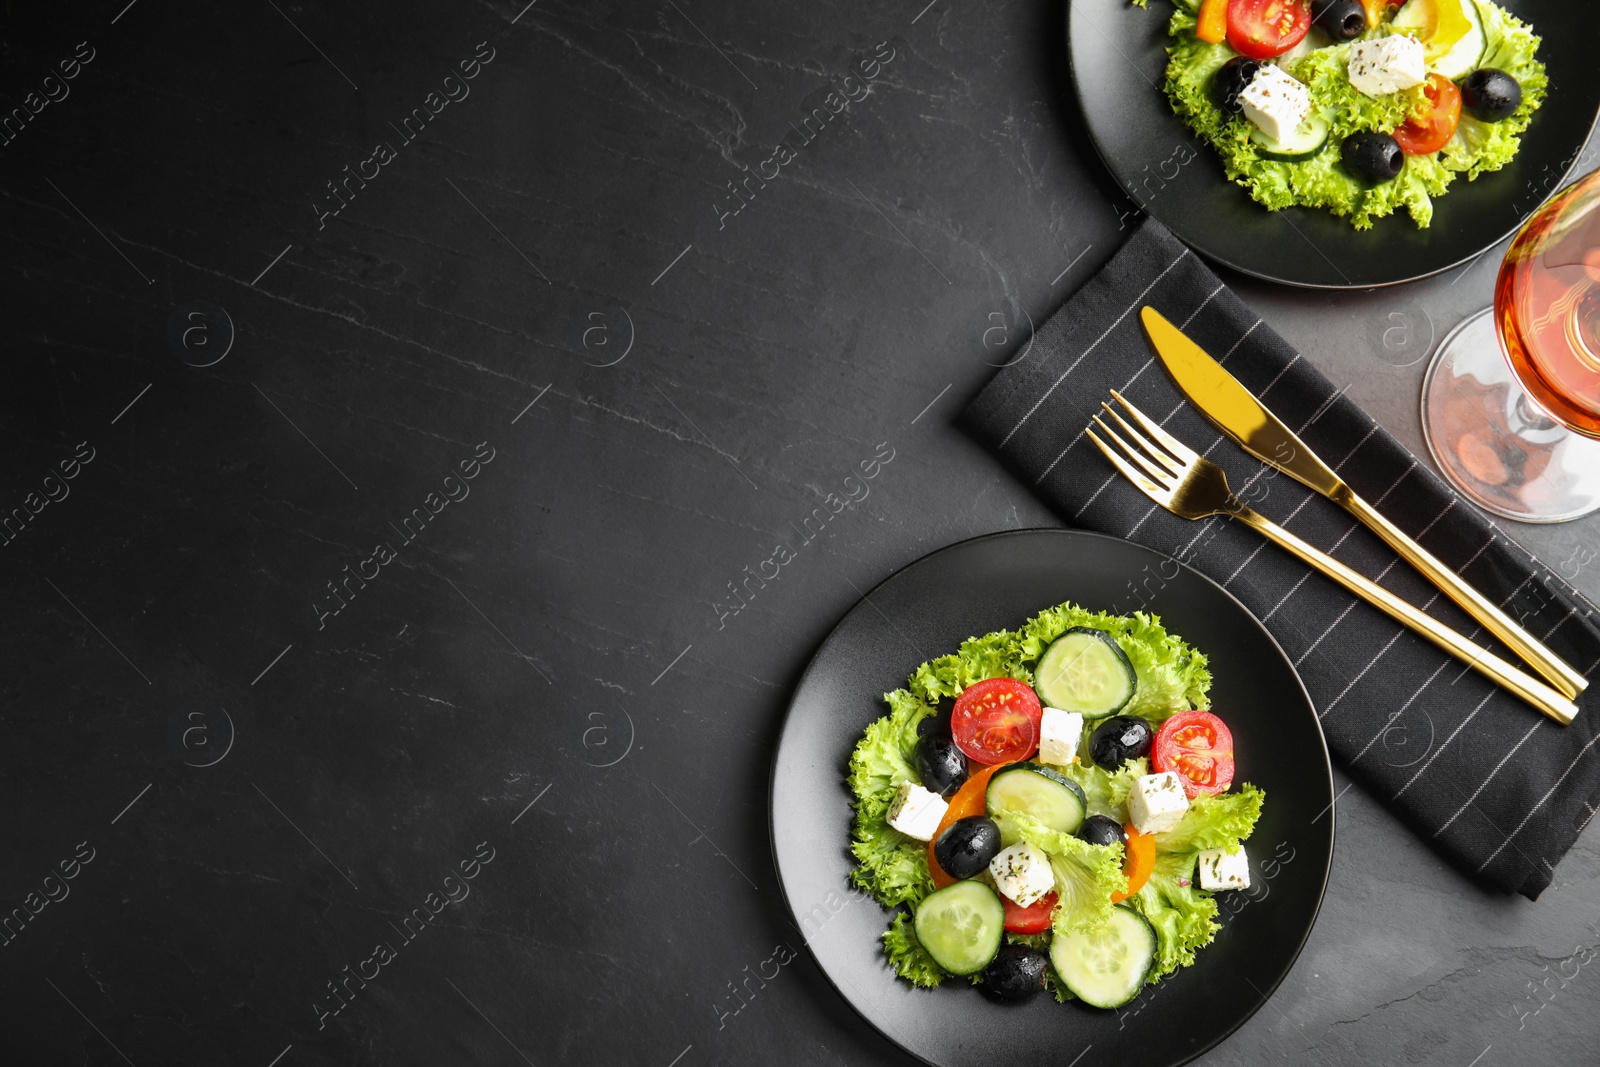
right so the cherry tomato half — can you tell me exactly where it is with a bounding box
[950,678,1042,766]
[1152,710,1236,798]
[1225,0,1311,59]
[927,762,1009,888]
[1109,824,1155,903]
[1394,73,1463,155]
[1004,890,1058,934]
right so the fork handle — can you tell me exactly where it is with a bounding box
[1234,504,1579,726]
[1339,489,1587,700]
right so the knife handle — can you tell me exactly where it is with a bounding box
[1232,504,1578,726]
[1339,490,1587,701]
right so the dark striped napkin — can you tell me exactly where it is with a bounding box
[962,218,1600,899]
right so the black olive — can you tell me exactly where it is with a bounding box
[916,701,953,737]
[1341,132,1405,185]
[915,735,968,798]
[1211,57,1262,117]
[1078,814,1128,849]
[933,816,1002,880]
[1087,715,1154,770]
[1309,0,1367,41]
[1461,69,1523,122]
[982,943,1050,1001]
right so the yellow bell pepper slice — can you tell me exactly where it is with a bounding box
[1392,0,1473,59]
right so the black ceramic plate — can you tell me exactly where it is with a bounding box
[1068,0,1600,288]
[770,529,1333,1067]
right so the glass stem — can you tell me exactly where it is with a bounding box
[1513,390,1561,432]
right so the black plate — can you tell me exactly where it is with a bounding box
[770,529,1333,1067]
[1068,0,1600,288]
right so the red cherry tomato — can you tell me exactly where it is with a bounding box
[950,678,1042,766]
[1003,890,1058,934]
[1394,74,1463,155]
[1152,710,1236,798]
[1225,0,1311,59]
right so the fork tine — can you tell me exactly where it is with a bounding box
[1092,414,1175,487]
[1100,403,1183,477]
[1110,390,1198,464]
[1086,428,1166,499]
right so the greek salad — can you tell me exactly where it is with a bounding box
[1136,0,1547,228]
[847,603,1264,1007]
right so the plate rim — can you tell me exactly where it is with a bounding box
[767,527,1336,1067]
[1064,0,1600,290]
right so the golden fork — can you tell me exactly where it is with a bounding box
[1086,390,1578,726]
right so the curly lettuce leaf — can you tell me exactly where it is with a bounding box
[1006,931,1052,952]
[883,912,946,988]
[1439,2,1548,179]
[911,644,1025,703]
[909,603,1210,723]
[1130,851,1219,979]
[1007,812,1127,935]
[1067,757,1149,821]
[848,689,930,799]
[1160,18,1253,143]
[1156,0,1200,17]
[850,822,935,910]
[1219,133,1451,229]
[847,690,937,908]
[1044,966,1072,1003]
[1154,783,1266,854]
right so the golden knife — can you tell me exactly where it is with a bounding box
[1138,306,1588,701]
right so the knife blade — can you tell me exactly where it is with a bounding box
[1138,305,1588,701]
[1139,307,1345,497]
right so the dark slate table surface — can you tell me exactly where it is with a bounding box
[6,2,1599,1065]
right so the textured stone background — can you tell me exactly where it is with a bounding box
[3,1,1597,1064]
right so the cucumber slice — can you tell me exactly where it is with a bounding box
[1388,0,1432,33]
[1275,35,1323,63]
[912,881,1005,975]
[1434,0,1486,80]
[986,763,1088,844]
[1049,905,1157,1009]
[1034,628,1136,720]
[1250,113,1331,162]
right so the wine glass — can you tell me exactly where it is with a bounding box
[1421,166,1600,523]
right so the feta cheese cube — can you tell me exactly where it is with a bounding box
[1128,771,1190,835]
[1197,846,1251,891]
[988,841,1055,908]
[886,781,947,841]
[1038,707,1084,766]
[1347,36,1427,97]
[1237,63,1311,144]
